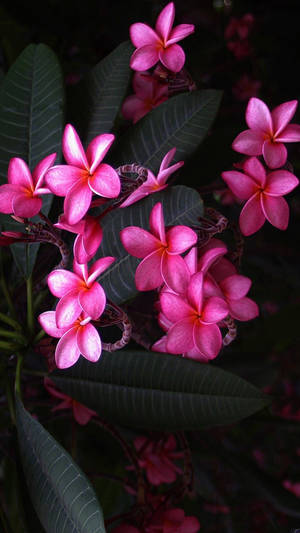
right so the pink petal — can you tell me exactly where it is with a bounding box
[239,193,265,236]
[159,44,185,73]
[54,214,85,234]
[135,249,164,290]
[78,283,106,319]
[157,160,184,186]
[276,124,300,142]
[62,124,89,170]
[221,170,257,200]
[220,275,251,300]
[159,147,176,170]
[201,296,228,324]
[12,194,42,218]
[166,225,197,254]
[64,181,92,225]
[167,23,195,45]
[8,158,32,188]
[197,246,227,274]
[56,290,82,328]
[149,202,166,243]
[83,217,103,254]
[158,310,174,331]
[47,269,80,297]
[87,256,115,284]
[184,246,198,275]
[73,402,96,425]
[73,260,87,280]
[74,236,88,265]
[38,311,66,338]
[119,182,165,208]
[261,194,289,230]
[45,165,84,196]
[155,2,175,41]
[193,322,222,359]
[88,163,120,198]
[243,156,266,186]
[265,170,299,196]
[232,130,264,155]
[152,335,168,352]
[187,271,203,314]
[130,45,160,72]
[44,378,69,400]
[86,134,115,174]
[55,327,81,369]
[0,184,19,214]
[209,257,237,283]
[76,322,101,362]
[161,253,190,294]
[166,317,195,354]
[160,292,194,322]
[263,140,287,169]
[120,226,161,258]
[182,516,201,533]
[130,22,160,48]
[203,274,221,299]
[245,97,272,133]
[122,95,149,122]
[132,72,154,99]
[228,297,259,321]
[271,100,298,136]
[32,153,57,189]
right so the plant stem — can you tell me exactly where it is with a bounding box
[0,328,27,345]
[26,275,34,337]
[0,312,22,331]
[15,354,23,399]
[0,339,21,351]
[22,368,47,377]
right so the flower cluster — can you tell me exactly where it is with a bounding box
[225,13,254,60]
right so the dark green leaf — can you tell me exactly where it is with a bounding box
[53,350,270,431]
[111,89,222,172]
[97,185,203,304]
[0,44,64,277]
[16,397,106,533]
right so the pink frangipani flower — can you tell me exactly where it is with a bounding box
[120,202,197,293]
[160,271,228,360]
[38,311,101,369]
[122,72,168,124]
[0,154,56,218]
[232,97,300,168]
[132,435,183,485]
[47,257,114,328]
[130,2,194,73]
[44,377,97,425]
[55,214,103,264]
[45,124,120,225]
[120,148,184,208]
[148,508,200,533]
[222,156,299,235]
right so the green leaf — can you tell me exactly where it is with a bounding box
[16,397,106,533]
[72,41,133,144]
[52,350,270,431]
[111,89,222,172]
[0,44,64,277]
[97,185,203,304]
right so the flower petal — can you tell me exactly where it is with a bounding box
[161,253,190,294]
[47,269,80,297]
[8,158,32,188]
[73,402,96,425]
[193,322,222,359]
[32,153,57,189]
[0,184,19,214]
[45,165,84,196]
[56,290,82,328]
[86,134,115,174]
[89,163,120,198]
[229,297,259,321]
[271,100,298,136]
[159,43,185,73]
[201,296,228,324]
[135,249,164,290]
[221,170,257,200]
[167,23,195,45]
[130,22,160,47]
[55,327,81,369]
[38,311,66,338]
[209,257,237,283]
[130,45,160,72]
[239,193,265,236]
[245,97,272,132]
[220,274,251,300]
[166,317,195,354]
[232,130,264,155]
[160,292,194,322]
[149,202,166,243]
[243,156,266,186]
[166,225,197,253]
[197,245,227,274]
[122,95,149,122]
[263,140,287,169]
[261,194,289,230]
[276,124,300,142]
[87,256,115,284]
[12,194,42,218]
[76,322,101,362]
[64,181,92,225]
[120,226,161,258]
[62,124,89,169]
[79,282,106,319]
[157,160,184,186]
[187,271,203,314]
[152,335,168,352]
[184,246,198,275]
[155,2,175,41]
[265,170,299,196]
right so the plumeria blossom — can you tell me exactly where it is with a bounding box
[47,257,114,328]
[130,2,194,73]
[232,98,300,168]
[38,311,101,369]
[148,508,200,533]
[55,214,103,264]
[131,435,183,485]
[222,156,299,235]
[160,271,228,361]
[122,72,168,124]
[120,202,197,293]
[0,154,56,218]
[45,124,120,225]
[44,378,97,425]
[120,149,184,208]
